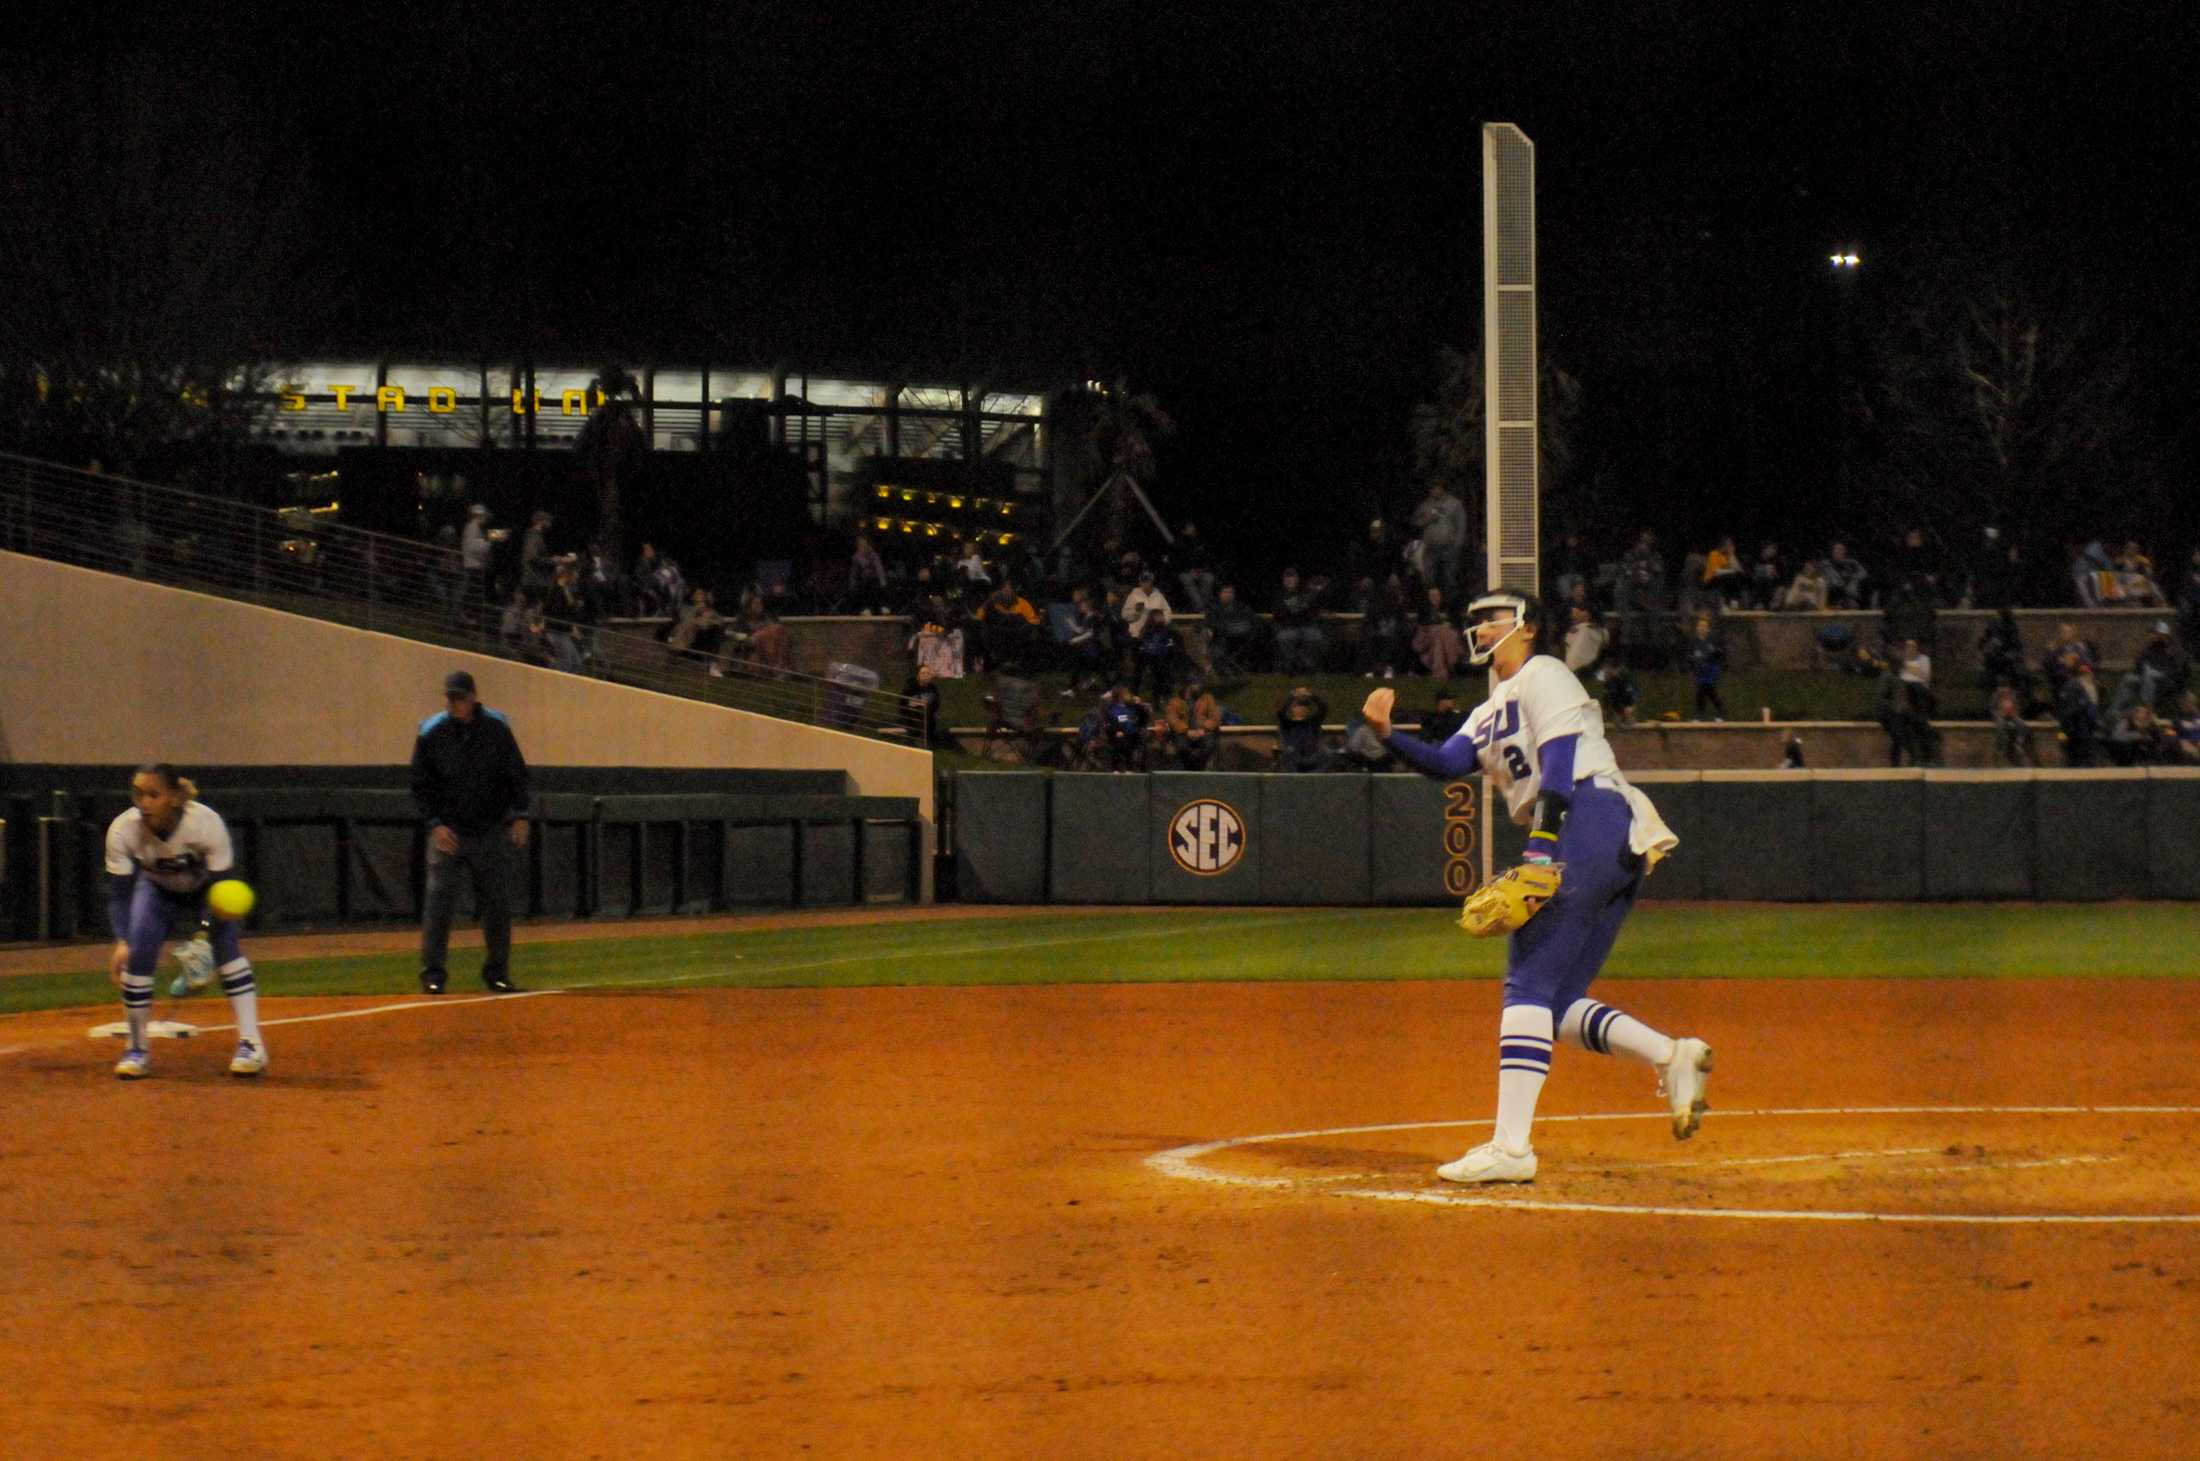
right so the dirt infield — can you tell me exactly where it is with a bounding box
[8,972,2200,1457]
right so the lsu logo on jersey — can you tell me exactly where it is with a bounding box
[1169,798,1246,876]
[1470,701,1521,749]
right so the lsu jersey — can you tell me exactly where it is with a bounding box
[1461,655,1621,823]
[105,801,235,894]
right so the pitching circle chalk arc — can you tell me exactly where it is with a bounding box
[1145,1105,2200,1225]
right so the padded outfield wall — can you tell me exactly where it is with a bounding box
[0,551,934,897]
[953,769,2200,904]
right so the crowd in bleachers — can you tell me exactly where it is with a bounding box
[409,490,2200,766]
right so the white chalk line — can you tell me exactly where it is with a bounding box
[1147,1107,2200,1226]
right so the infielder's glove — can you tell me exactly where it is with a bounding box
[1458,862,1563,938]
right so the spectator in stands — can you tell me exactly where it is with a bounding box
[1411,484,1467,600]
[1882,580,1938,668]
[1159,679,1222,770]
[1353,517,1403,591]
[1131,606,1182,700]
[1780,557,1830,611]
[2058,663,2103,766]
[952,538,992,590]
[1272,567,1328,674]
[1171,521,1216,612]
[1355,575,1413,679]
[1122,567,1172,630]
[2108,702,2171,766]
[545,560,594,669]
[1274,687,1332,772]
[900,664,954,749]
[1824,540,1868,609]
[2071,539,2118,606]
[634,542,684,617]
[1595,659,1640,726]
[1206,583,1261,678]
[2118,541,2166,607]
[1748,542,1785,609]
[2173,691,2200,764]
[1098,685,1151,771]
[847,533,889,614]
[496,588,534,654]
[1615,529,1665,615]
[1546,530,1588,608]
[721,588,792,676]
[1062,587,1107,689]
[581,540,622,618]
[1702,535,1745,608]
[1413,586,1465,681]
[1967,526,2016,610]
[1688,616,1727,721]
[1781,731,1807,769]
[2179,547,2200,659]
[1419,692,1466,744]
[975,580,1041,675]
[1563,604,1607,673]
[1340,711,1396,772]
[1879,667,1937,767]
[665,586,726,666]
[1897,638,1933,703]
[1890,525,1941,603]
[2137,621,2191,714]
[1976,607,2036,711]
[1989,684,2036,766]
[461,505,495,618]
[520,510,554,589]
[2043,622,2097,702]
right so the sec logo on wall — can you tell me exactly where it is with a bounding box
[1169,798,1247,876]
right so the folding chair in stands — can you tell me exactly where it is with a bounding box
[980,676,1056,762]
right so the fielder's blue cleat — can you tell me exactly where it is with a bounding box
[114,1047,152,1080]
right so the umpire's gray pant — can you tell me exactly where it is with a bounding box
[421,829,516,981]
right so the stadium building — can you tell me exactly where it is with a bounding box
[241,359,1070,568]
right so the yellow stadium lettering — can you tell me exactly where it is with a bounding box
[428,387,456,414]
[376,386,405,413]
[560,389,588,416]
[331,385,357,411]
[283,385,307,411]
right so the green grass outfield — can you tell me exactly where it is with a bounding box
[4,904,2194,1019]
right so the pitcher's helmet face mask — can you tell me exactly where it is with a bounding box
[1467,592,1541,666]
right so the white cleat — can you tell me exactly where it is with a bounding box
[114,1047,151,1080]
[1436,1141,1538,1184]
[1661,1037,1714,1140]
[228,1039,268,1078]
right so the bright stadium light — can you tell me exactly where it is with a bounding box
[1830,252,1861,268]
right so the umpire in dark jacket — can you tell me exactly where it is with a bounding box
[411,670,531,994]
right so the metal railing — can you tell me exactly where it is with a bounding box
[0,451,922,741]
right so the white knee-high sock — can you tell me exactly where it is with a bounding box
[1560,998,1676,1066]
[120,972,154,1049]
[219,959,262,1045]
[1494,1003,1554,1155]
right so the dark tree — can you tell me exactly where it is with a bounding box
[0,62,311,476]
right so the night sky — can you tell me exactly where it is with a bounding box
[20,1,2200,575]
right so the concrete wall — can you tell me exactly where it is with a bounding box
[0,552,934,882]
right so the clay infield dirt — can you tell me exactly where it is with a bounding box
[7,918,2200,1458]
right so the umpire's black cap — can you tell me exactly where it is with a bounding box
[443,670,478,697]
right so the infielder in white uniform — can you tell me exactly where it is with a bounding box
[104,764,267,1080]
[1365,594,1712,1183]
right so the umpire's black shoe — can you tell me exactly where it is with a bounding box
[482,973,522,994]
[419,970,446,996]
